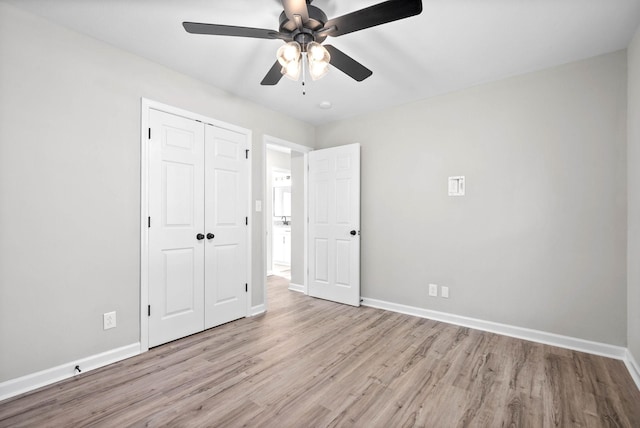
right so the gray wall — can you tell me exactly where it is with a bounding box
[0,3,314,382]
[316,51,628,345]
[629,29,640,360]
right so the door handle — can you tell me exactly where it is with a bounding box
[350,230,357,236]
[196,233,205,240]
[207,233,215,240]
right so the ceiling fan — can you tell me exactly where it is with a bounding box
[183,0,423,86]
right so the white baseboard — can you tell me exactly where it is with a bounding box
[288,282,305,293]
[251,304,266,316]
[0,342,140,402]
[624,349,640,391]
[361,297,627,361]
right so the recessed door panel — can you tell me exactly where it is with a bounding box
[335,240,351,287]
[163,248,196,316]
[313,158,330,173]
[314,238,329,283]
[164,162,194,227]
[335,178,351,225]
[215,138,240,160]
[336,155,351,171]
[314,181,330,224]
[214,169,239,226]
[213,244,240,303]
[164,127,196,151]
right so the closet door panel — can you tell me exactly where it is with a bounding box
[204,125,249,329]
[148,109,205,347]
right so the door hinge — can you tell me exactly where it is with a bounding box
[245,149,249,159]
[148,305,151,317]
[148,128,151,139]
[245,217,248,225]
[245,283,248,292]
[148,216,151,228]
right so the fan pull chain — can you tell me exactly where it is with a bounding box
[302,52,306,95]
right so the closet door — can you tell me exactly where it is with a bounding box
[203,125,249,329]
[148,109,205,347]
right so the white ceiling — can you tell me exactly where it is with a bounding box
[5,0,640,125]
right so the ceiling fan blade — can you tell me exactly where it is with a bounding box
[323,0,422,37]
[261,61,284,86]
[183,22,291,41]
[324,45,372,82]
[281,0,310,23]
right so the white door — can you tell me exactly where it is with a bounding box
[308,144,361,306]
[148,109,205,347]
[204,125,248,329]
[147,109,250,347]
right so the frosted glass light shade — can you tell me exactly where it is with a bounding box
[307,42,329,62]
[277,41,302,80]
[309,61,329,80]
[277,42,301,67]
[282,60,301,80]
[307,42,331,80]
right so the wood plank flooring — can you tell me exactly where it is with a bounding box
[1,275,639,427]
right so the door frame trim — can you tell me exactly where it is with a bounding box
[140,98,253,352]
[262,135,311,311]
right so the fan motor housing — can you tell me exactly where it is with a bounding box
[279,5,328,43]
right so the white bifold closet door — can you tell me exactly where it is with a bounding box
[203,125,249,329]
[148,109,248,348]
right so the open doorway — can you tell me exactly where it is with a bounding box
[267,157,292,280]
[263,136,310,309]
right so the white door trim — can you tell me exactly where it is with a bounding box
[262,135,311,311]
[140,98,252,352]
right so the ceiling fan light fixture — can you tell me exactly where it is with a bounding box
[282,60,301,81]
[307,42,331,80]
[277,41,301,67]
[309,60,330,81]
[307,42,329,62]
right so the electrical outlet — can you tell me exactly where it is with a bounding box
[441,286,449,299]
[103,311,116,330]
[428,284,438,297]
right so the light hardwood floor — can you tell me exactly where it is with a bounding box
[1,276,639,427]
